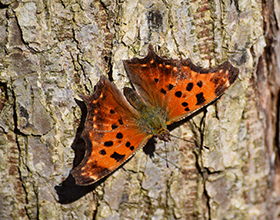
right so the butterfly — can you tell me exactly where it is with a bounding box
[71,45,239,186]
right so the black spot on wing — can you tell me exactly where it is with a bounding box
[99,149,106,155]
[112,124,118,130]
[175,91,182,98]
[125,141,134,151]
[196,92,206,105]
[197,81,203,88]
[186,83,193,91]
[160,88,166,95]
[168,84,174,90]
[116,133,123,139]
[104,141,113,147]
[110,152,125,162]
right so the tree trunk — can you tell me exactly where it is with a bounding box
[0,0,279,219]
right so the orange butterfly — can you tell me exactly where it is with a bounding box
[71,45,239,185]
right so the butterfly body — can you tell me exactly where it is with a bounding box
[71,45,239,186]
[124,87,170,141]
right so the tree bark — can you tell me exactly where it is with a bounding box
[0,0,279,219]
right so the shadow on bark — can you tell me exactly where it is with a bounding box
[55,98,100,203]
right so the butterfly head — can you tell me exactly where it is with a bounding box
[155,129,171,142]
[124,86,171,142]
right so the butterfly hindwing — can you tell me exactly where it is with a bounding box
[123,45,179,110]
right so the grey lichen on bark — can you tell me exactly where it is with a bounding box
[0,0,279,219]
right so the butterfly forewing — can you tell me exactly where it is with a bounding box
[164,61,239,124]
[123,45,239,125]
[71,76,152,185]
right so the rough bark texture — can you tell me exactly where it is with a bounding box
[0,0,279,219]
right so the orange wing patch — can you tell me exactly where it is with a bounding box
[123,45,239,124]
[71,129,151,185]
[71,76,151,185]
[164,61,238,124]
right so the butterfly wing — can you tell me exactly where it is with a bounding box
[123,45,239,125]
[123,45,178,110]
[71,76,152,185]
[163,60,239,124]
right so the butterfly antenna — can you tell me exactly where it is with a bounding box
[170,134,210,150]
[169,134,194,143]
[164,142,169,168]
